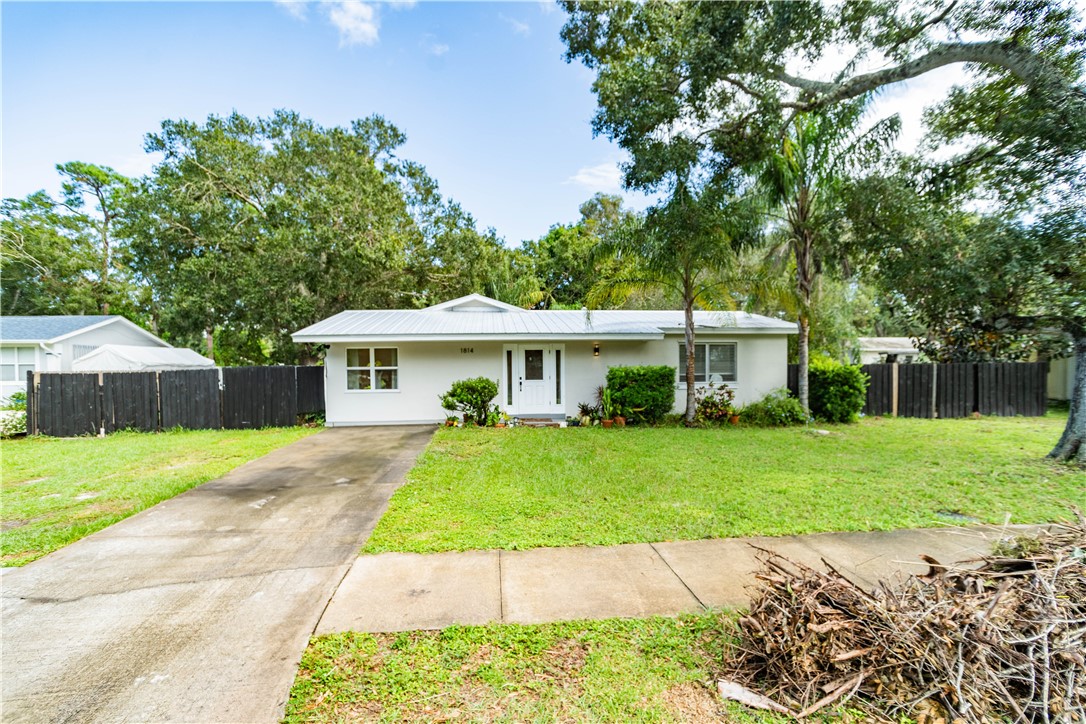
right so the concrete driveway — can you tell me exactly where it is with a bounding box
[1,425,433,724]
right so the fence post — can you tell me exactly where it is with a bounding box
[25,370,36,435]
[931,364,938,419]
[891,363,899,418]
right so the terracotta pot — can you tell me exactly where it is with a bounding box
[601,419,614,428]
[614,416,626,427]
[729,414,740,425]
[445,420,456,427]
[495,423,506,428]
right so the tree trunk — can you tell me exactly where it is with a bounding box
[797,314,810,414]
[1047,334,1086,465]
[684,300,697,425]
[205,329,215,361]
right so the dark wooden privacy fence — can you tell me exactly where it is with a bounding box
[26,366,324,437]
[787,362,1048,418]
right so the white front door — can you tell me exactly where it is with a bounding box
[503,344,565,415]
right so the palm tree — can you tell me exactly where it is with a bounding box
[589,182,760,424]
[757,102,898,412]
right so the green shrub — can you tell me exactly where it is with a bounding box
[605,365,676,424]
[694,382,736,424]
[2,391,27,411]
[739,389,808,427]
[808,357,868,423]
[439,377,498,426]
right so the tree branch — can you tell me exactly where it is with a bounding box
[772,41,1085,112]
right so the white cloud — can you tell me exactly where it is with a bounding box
[566,162,624,193]
[323,1,380,46]
[273,0,309,20]
[500,14,531,36]
[429,42,449,56]
[537,1,557,14]
[276,1,428,47]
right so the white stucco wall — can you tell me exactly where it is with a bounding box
[323,333,790,426]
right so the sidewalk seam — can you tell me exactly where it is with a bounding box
[650,543,707,610]
[312,561,355,637]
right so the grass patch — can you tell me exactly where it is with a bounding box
[286,614,865,723]
[1,427,316,565]
[364,414,1084,554]
[286,614,727,723]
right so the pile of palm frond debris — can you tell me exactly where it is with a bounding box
[719,512,1086,722]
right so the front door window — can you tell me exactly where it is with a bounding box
[524,349,543,380]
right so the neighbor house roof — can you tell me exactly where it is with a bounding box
[857,337,921,354]
[0,315,169,346]
[293,294,796,342]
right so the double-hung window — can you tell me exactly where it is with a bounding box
[678,342,737,383]
[0,347,36,382]
[346,348,398,391]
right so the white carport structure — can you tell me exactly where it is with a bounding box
[71,345,215,372]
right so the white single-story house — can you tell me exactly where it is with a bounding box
[855,336,922,364]
[292,294,796,426]
[0,315,171,399]
[71,344,215,372]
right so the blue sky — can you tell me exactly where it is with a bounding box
[2,1,656,244]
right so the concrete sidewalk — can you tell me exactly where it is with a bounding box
[317,524,1047,634]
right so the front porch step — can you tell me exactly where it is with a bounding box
[517,417,563,428]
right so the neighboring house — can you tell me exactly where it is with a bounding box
[70,345,215,372]
[293,293,796,426]
[855,337,922,365]
[1047,356,1076,401]
[0,316,170,399]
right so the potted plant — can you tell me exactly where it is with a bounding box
[613,403,626,427]
[600,388,616,428]
[567,415,581,427]
[577,402,595,427]
[495,410,510,428]
[444,415,458,427]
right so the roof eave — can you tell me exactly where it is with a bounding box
[291,333,668,343]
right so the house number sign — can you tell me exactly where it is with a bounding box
[460,347,474,354]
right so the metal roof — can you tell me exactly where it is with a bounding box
[1,315,118,343]
[293,298,795,342]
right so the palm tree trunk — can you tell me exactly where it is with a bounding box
[793,226,814,414]
[1048,333,1085,464]
[684,300,697,425]
[797,313,810,413]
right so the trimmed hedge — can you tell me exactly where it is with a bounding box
[606,365,676,424]
[440,377,498,426]
[809,357,868,423]
[739,389,808,427]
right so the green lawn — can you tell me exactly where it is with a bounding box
[287,614,860,723]
[1,427,317,566]
[363,414,1085,554]
[286,613,813,724]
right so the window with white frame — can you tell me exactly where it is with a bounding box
[0,347,36,382]
[678,342,737,383]
[346,348,398,391]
